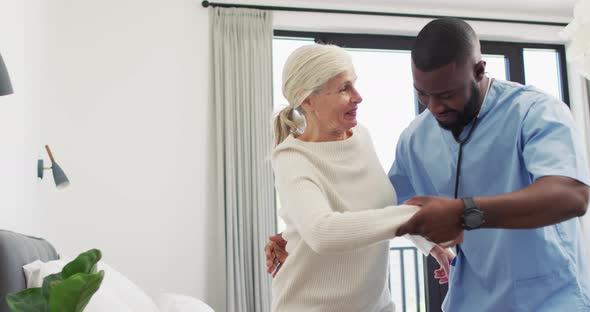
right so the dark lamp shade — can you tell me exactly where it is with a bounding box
[0,53,13,96]
[37,145,70,189]
[51,161,70,189]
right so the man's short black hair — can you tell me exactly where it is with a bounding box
[412,18,478,72]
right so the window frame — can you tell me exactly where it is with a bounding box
[273,29,571,312]
[275,30,570,106]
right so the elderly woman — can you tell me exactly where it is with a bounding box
[271,44,450,312]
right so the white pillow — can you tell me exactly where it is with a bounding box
[156,293,215,312]
[24,259,69,288]
[23,258,159,312]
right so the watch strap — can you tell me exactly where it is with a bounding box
[461,197,485,230]
[463,197,476,211]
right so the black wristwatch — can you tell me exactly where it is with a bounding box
[461,197,485,230]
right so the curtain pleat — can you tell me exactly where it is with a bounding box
[210,7,274,312]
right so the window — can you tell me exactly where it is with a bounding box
[524,49,563,100]
[272,31,569,312]
[272,35,432,311]
[272,36,313,234]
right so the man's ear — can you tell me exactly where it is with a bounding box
[474,60,486,81]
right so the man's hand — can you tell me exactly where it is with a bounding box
[265,233,288,277]
[396,196,464,243]
[430,245,455,284]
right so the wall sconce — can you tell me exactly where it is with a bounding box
[0,52,14,96]
[37,145,70,189]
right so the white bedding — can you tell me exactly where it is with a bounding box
[23,259,214,312]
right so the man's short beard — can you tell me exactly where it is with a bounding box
[437,82,480,136]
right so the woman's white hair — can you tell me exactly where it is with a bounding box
[274,44,354,146]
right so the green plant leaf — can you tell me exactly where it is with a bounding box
[62,249,102,279]
[8,250,104,312]
[41,273,63,300]
[6,288,47,312]
[48,271,104,312]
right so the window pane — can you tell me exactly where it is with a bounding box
[272,36,314,234]
[524,49,562,100]
[272,39,426,310]
[344,47,429,310]
[271,36,569,312]
[348,48,415,172]
[482,54,508,81]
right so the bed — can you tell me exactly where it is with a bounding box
[0,229,59,312]
[0,229,214,312]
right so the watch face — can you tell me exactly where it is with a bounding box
[464,210,484,228]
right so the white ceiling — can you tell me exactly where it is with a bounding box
[221,0,578,23]
[316,0,577,21]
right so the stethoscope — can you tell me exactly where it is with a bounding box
[451,77,492,261]
[453,118,480,199]
[452,77,492,199]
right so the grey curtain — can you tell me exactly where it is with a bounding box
[210,7,275,312]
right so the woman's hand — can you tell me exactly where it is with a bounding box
[265,233,288,277]
[430,245,455,284]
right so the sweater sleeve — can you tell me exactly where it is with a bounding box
[274,158,421,254]
[406,235,435,255]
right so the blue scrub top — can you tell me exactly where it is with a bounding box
[389,79,590,311]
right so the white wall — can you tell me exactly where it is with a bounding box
[40,0,224,310]
[0,0,48,236]
[1,1,582,312]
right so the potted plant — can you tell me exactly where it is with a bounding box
[6,249,105,312]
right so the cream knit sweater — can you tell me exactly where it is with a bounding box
[271,125,434,312]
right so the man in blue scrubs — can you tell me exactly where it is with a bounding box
[266,18,590,311]
[394,18,590,311]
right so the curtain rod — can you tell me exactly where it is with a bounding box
[201,1,568,27]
